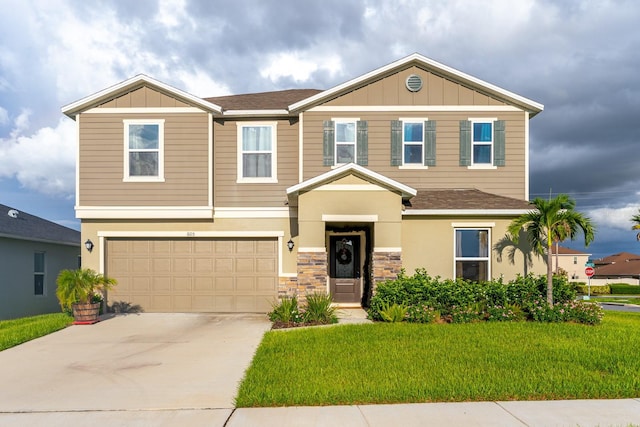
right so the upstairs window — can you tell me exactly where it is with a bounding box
[454,229,489,282]
[34,252,45,296]
[390,119,436,167]
[472,121,493,164]
[124,120,165,181]
[237,122,277,183]
[323,119,368,166]
[459,119,505,168]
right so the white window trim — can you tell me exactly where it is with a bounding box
[453,227,491,281]
[399,117,428,167]
[34,251,46,297]
[467,117,497,169]
[236,121,278,183]
[333,117,359,166]
[123,119,165,182]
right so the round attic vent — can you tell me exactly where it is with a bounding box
[405,74,423,92]
[7,209,19,218]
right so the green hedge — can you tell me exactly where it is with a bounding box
[367,270,601,324]
[576,284,610,295]
[609,284,640,295]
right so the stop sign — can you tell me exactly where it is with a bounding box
[585,266,595,277]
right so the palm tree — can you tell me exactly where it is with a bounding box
[632,209,640,241]
[508,194,595,306]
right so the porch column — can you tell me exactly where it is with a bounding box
[372,250,402,291]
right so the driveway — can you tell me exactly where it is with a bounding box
[0,313,270,426]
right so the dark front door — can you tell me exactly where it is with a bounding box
[329,235,361,303]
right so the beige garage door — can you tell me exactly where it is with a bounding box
[106,238,278,313]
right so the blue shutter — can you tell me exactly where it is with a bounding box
[356,121,368,166]
[493,120,505,167]
[390,120,402,166]
[424,120,436,166]
[323,120,334,166]
[459,120,471,166]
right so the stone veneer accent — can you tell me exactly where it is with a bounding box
[292,251,329,299]
[372,251,402,292]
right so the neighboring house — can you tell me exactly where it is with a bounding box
[62,53,545,313]
[551,245,591,281]
[592,252,640,285]
[0,204,80,320]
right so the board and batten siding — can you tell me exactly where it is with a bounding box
[302,110,527,200]
[213,119,299,207]
[78,112,210,206]
[323,66,508,107]
[98,86,191,108]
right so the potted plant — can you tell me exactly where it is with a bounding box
[56,268,117,324]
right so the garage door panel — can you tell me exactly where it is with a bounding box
[107,237,278,313]
[215,277,234,291]
[257,258,276,273]
[236,277,256,291]
[194,277,214,291]
[236,258,255,273]
[153,277,171,291]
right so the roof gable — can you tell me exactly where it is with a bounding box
[289,53,543,116]
[62,74,223,118]
[0,204,80,246]
[287,163,416,199]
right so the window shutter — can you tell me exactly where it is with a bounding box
[493,120,505,166]
[356,121,368,166]
[459,120,471,166]
[390,120,402,166]
[424,120,436,166]
[323,120,334,166]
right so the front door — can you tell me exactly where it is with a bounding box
[329,235,361,303]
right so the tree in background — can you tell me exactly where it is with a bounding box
[508,194,595,306]
[632,210,640,241]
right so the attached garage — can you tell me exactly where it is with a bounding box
[106,237,278,313]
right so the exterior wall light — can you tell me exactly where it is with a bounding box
[287,238,295,252]
[85,239,94,253]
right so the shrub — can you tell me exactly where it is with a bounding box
[379,303,408,323]
[406,304,440,323]
[303,293,337,324]
[268,296,302,324]
[576,284,610,295]
[449,304,483,323]
[526,299,604,324]
[609,284,640,295]
[485,303,525,322]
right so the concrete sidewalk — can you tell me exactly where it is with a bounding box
[229,399,640,426]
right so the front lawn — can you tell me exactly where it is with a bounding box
[0,313,73,351]
[236,311,640,407]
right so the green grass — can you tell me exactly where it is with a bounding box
[236,312,640,407]
[0,313,73,351]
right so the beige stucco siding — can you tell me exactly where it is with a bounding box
[324,66,508,107]
[297,177,403,248]
[302,110,527,199]
[401,216,546,281]
[78,112,210,206]
[213,119,299,207]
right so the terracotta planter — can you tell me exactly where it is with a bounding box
[72,302,101,325]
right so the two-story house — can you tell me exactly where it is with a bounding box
[62,53,545,313]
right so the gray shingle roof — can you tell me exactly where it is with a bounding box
[0,204,80,246]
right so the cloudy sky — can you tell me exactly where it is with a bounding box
[1,0,639,259]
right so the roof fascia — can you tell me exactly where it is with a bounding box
[287,163,416,199]
[61,74,223,118]
[288,53,544,116]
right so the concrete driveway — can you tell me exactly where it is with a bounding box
[0,313,270,426]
